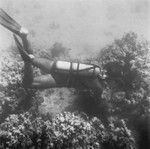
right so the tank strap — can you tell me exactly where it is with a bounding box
[76,62,79,76]
[74,62,80,87]
[92,65,96,77]
[67,62,80,87]
[67,62,73,87]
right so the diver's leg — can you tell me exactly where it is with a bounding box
[31,58,55,74]
[14,34,55,74]
[14,35,57,89]
[13,34,34,88]
[23,62,34,88]
[20,30,33,54]
[15,44,56,88]
[19,34,55,74]
[28,74,60,89]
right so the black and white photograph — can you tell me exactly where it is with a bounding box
[0,0,149,148]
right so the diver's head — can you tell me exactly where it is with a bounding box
[98,69,107,80]
[93,65,107,80]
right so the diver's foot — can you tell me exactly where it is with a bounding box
[19,27,29,37]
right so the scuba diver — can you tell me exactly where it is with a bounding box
[0,8,107,97]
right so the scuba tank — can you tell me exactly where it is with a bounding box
[53,60,102,78]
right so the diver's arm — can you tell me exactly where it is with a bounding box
[19,27,33,54]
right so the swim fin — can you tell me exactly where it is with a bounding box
[13,34,31,62]
[0,8,28,37]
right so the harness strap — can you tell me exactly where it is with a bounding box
[74,62,80,87]
[77,62,80,76]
